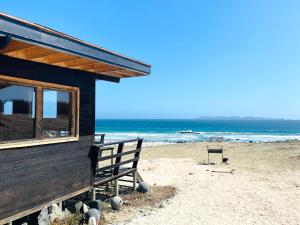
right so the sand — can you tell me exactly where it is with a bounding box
[124,141,300,225]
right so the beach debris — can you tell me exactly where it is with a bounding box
[159,202,167,208]
[64,208,71,216]
[211,169,235,174]
[198,161,207,165]
[48,204,64,222]
[37,207,50,225]
[111,196,123,210]
[88,200,102,212]
[199,161,215,165]
[85,208,101,224]
[75,201,89,213]
[87,217,97,225]
[222,157,229,163]
[75,201,83,212]
[137,182,150,193]
[188,172,194,175]
[82,204,89,213]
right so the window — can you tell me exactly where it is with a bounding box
[42,89,71,137]
[3,101,13,115]
[0,76,79,145]
[0,82,35,141]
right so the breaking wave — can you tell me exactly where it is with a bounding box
[96,131,300,144]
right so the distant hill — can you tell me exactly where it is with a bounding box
[195,116,284,121]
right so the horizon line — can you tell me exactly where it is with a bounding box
[95,117,300,121]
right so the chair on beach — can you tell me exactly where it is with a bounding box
[207,136,224,164]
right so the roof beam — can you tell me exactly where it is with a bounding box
[94,73,121,83]
[0,39,32,53]
[101,71,133,78]
[31,53,79,64]
[53,57,95,67]
[0,53,121,83]
[113,70,140,76]
[73,63,120,71]
[4,45,58,60]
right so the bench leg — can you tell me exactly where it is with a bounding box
[133,171,137,191]
[91,188,96,200]
[114,179,119,196]
[105,183,110,192]
[208,153,210,165]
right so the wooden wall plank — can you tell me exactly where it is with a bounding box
[0,55,96,222]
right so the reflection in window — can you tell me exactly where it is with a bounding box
[4,101,13,115]
[42,89,71,137]
[0,82,35,141]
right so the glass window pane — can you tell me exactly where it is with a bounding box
[43,90,57,118]
[42,89,71,137]
[0,82,35,141]
[4,101,13,115]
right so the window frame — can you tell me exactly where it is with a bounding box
[0,74,80,150]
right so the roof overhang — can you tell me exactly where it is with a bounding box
[0,13,151,81]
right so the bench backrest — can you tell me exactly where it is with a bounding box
[91,138,143,178]
[207,145,223,153]
[93,133,106,144]
[209,136,224,142]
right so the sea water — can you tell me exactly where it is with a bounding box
[95,119,300,143]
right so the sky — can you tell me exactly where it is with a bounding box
[1,0,300,119]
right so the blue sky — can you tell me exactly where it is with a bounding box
[1,1,300,119]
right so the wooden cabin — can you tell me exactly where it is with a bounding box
[0,13,151,224]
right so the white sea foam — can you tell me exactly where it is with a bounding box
[96,131,300,145]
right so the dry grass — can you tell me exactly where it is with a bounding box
[51,185,176,225]
[51,213,107,225]
[51,212,83,225]
[122,185,177,208]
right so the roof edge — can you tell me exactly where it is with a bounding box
[0,12,151,74]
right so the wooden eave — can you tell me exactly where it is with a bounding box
[0,13,151,82]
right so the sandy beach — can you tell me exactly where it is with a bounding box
[125,141,300,225]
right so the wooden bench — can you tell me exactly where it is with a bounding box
[207,145,224,164]
[91,138,143,199]
[207,136,224,164]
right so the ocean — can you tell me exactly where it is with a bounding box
[95,119,300,143]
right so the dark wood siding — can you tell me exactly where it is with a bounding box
[0,55,96,221]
